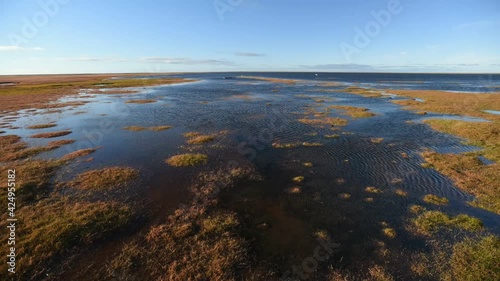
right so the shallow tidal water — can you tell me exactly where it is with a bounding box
[1,73,499,279]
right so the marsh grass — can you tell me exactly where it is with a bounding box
[31,130,72,138]
[124,99,157,104]
[423,194,449,205]
[325,134,340,139]
[185,134,216,145]
[272,142,300,149]
[166,153,208,167]
[123,125,172,132]
[365,186,382,193]
[394,189,408,196]
[0,159,63,202]
[302,141,323,147]
[27,123,57,129]
[328,105,376,119]
[105,166,258,280]
[422,151,499,213]
[67,166,139,190]
[412,210,483,234]
[382,228,397,238]
[298,117,348,127]
[370,138,384,144]
[450,235,500,281]
[343,86,383,98]
[292,176,305,183]
[62,148,97,160]
[1,197,131,280]
[0,134,68,162]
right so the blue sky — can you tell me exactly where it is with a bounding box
[0,0,499,74]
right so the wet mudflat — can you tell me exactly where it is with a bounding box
[1,74,499,280]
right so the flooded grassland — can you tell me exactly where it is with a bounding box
[0,74,499,280]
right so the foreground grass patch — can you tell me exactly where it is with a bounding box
[412,210,483,234]
[67,166,139,190]
[1,197,131,280]
[166,153,208,167]
[450,235,500,281]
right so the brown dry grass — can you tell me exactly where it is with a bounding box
[26,123,57,129]
[422,151,500,214]
[30,130,72,138]
[185,134,216,145]
[0,196,131,280]
[328,105,376,119]
[388,89,500,121]
[0,134,67,162]
[66,166,139,190]
[123,125,172,132]
[124,99,157,104]
[105,166,258,280]
[166,153,208,167]
[0,74,194,114]
[62,148,97,160]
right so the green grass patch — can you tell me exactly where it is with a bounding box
[413,210,483,233]
[423,194,449,205]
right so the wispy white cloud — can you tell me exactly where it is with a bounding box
[141,57,235,65]
[0,45,44,51]
[56,57,126,62]
[234,52,266,57]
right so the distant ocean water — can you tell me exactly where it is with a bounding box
[161,72,500,93]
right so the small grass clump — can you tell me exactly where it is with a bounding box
[298,117,348,127]
[47,139,75,148]
[186,135,216,145]
[272,142,300,149]
[303,162,313,167]
[365,186,382,193]
[324,134,340,139]
[166,153,208,167]
[409,204,425,214]
[67,166,139,190]
[286,186,302,194]
[30,130,72,138]
[302,141,323,147]
[62,148,97,160]
[450,235,500,281]
[423,194,449,205]
[338,193,351,199]
[394,189,408,196]
[27,123,57,129]
[413,210,483,234]
[329,105,376,119]
[150,125,172,131]
[123,126,146,131]
[370,137,384,144]
[124,99,157,104]
[292,176,305,183]
[382,228,397,238]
